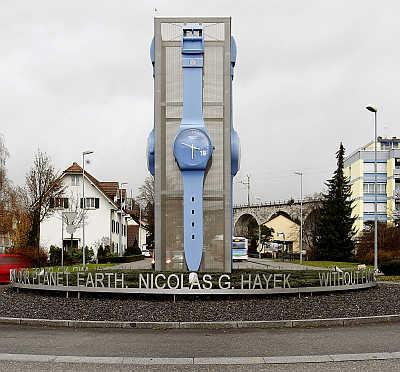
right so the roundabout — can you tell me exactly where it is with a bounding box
[0,282,398,326]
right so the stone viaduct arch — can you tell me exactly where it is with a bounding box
[233,199,321,238]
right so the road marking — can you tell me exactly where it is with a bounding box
[0,352,400,365]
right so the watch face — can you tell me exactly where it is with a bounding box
[174,128,212,170]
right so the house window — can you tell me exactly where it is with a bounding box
[395,180,400,195]
[364,203,387,213]
[363,183,386,194]
[71,175,80,186]
[364,163,387,173]
[116,222,119,234]
[112,220,115,233]
[80,198,100,209]
[50,197,69,209]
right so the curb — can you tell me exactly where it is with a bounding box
[1,352,400,365]
[0,314,399,330]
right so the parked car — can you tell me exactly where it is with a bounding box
[141,249,151,257]
[0,254,30,284]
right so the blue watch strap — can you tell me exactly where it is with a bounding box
[182,170,205,271]
[181,25,204,127]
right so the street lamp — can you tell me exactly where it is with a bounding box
[294,171,303,264]
[82,150,94,266]
[119,182,128,256]
[366,105,378,273]
[137,201,144,251]
[256,197,262,256]
[239,175,251,206]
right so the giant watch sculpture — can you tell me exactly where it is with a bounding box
[147,20,240,272]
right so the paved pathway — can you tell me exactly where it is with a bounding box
[110,258,153,270]
[241,257,326,270]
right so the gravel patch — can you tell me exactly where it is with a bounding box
[0,284,399,322]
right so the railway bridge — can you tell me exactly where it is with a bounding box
[233,198,321,238]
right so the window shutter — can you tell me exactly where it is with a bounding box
[49,198,54,209]
[95,198,99,209]
[64,198,69,209]
[80,198,83,208]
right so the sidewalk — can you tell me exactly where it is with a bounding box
[243,258,326,271]
[110,258,152,270]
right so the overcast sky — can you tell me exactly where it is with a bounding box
[1,1,399,204]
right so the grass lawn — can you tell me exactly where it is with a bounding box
[378,275,400,282]
[32,263,118,271]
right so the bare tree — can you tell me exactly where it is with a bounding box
[0,135,12,248]
[137,176,154,248]
[302,194,323,258]
[56,189,86,251]
[25,150,64,261]
[393,189,400,227]
[137,176,154,205]
[0,134,8,190]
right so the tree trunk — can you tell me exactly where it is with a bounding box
[27,210,41,267]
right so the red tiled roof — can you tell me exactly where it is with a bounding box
[98,182,119,201]
[63,162,121,206]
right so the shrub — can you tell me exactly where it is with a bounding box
[97,244,114,261]
[124,239,142,256]
[380,260,400,276]
[356,223,400,264]
[49,246,62,266]
[64,247,95,265]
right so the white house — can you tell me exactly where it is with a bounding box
[40,162,130,256]
[127,216,147,250]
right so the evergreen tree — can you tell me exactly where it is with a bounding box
[315,143,356,261]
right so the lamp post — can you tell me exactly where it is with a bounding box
[82,150,94,266]
[119,182,128,256]
[366,106,378,273]
[256,196,262,256]
[239,175,251,206]
[138,202,142,251]
[294,171,303,264]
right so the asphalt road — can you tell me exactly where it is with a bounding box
[1,323,399,357]
[0,323,399,371]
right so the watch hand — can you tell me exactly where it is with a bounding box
[182,143,200,151]
[191,144,194,159]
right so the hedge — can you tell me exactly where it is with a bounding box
[97,254,144,264]
[380,260,400,276]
